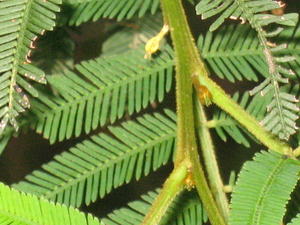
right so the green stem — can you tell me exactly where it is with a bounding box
[194,98,229,221]
[160,1,200,166]
[160,0,227,225]
[140,161,187,225]
[194,74,293,156]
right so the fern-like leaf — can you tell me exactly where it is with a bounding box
[198,23,300,82]
[13,110,176,207]
[30,46,173,143]
[229,151,300,225]
[103,190,207,225]
[66,0,160,26]
[0,0,61,134]
[0,182,104,225]
[197,24,267,82]
[196,0,299,140]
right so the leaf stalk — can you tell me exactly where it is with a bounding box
[194,98,229,220]
[140,160,188,225]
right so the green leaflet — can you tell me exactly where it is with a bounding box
[289,214,300,225]
[197,24,265,82]
[0,129,13,155]
[286,184,300,224]
[0,0,61,134]
[0,182,104,225]
[198,23,300,82]
[64,0,196,26]
[229,151,300,225]
[13,110,176,207]
[30,46,173,143]
[103,190,207,225]
[195,0,297,32]
[66,0,160,26]
[282,24,300,78]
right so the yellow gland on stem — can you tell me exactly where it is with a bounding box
[192,74,212,106]
[144,24,169,59]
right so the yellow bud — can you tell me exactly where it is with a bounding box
[144,36,161,59]
[144,24,169,59]
[223,185,233,193]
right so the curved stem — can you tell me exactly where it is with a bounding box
[140,161,188,225]
[194,98,229,221]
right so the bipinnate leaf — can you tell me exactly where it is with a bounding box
[0,0,61,134]
[13,110,176,207]
[30,46,174,143]
[0,182,104,225]
[229,151,300,225]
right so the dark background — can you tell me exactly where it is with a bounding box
[0,0,299,220]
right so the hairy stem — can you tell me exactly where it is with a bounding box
[194,98,229,221]
[140,161,188,225]
[160,4,201,166]
[160,0,227,224]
